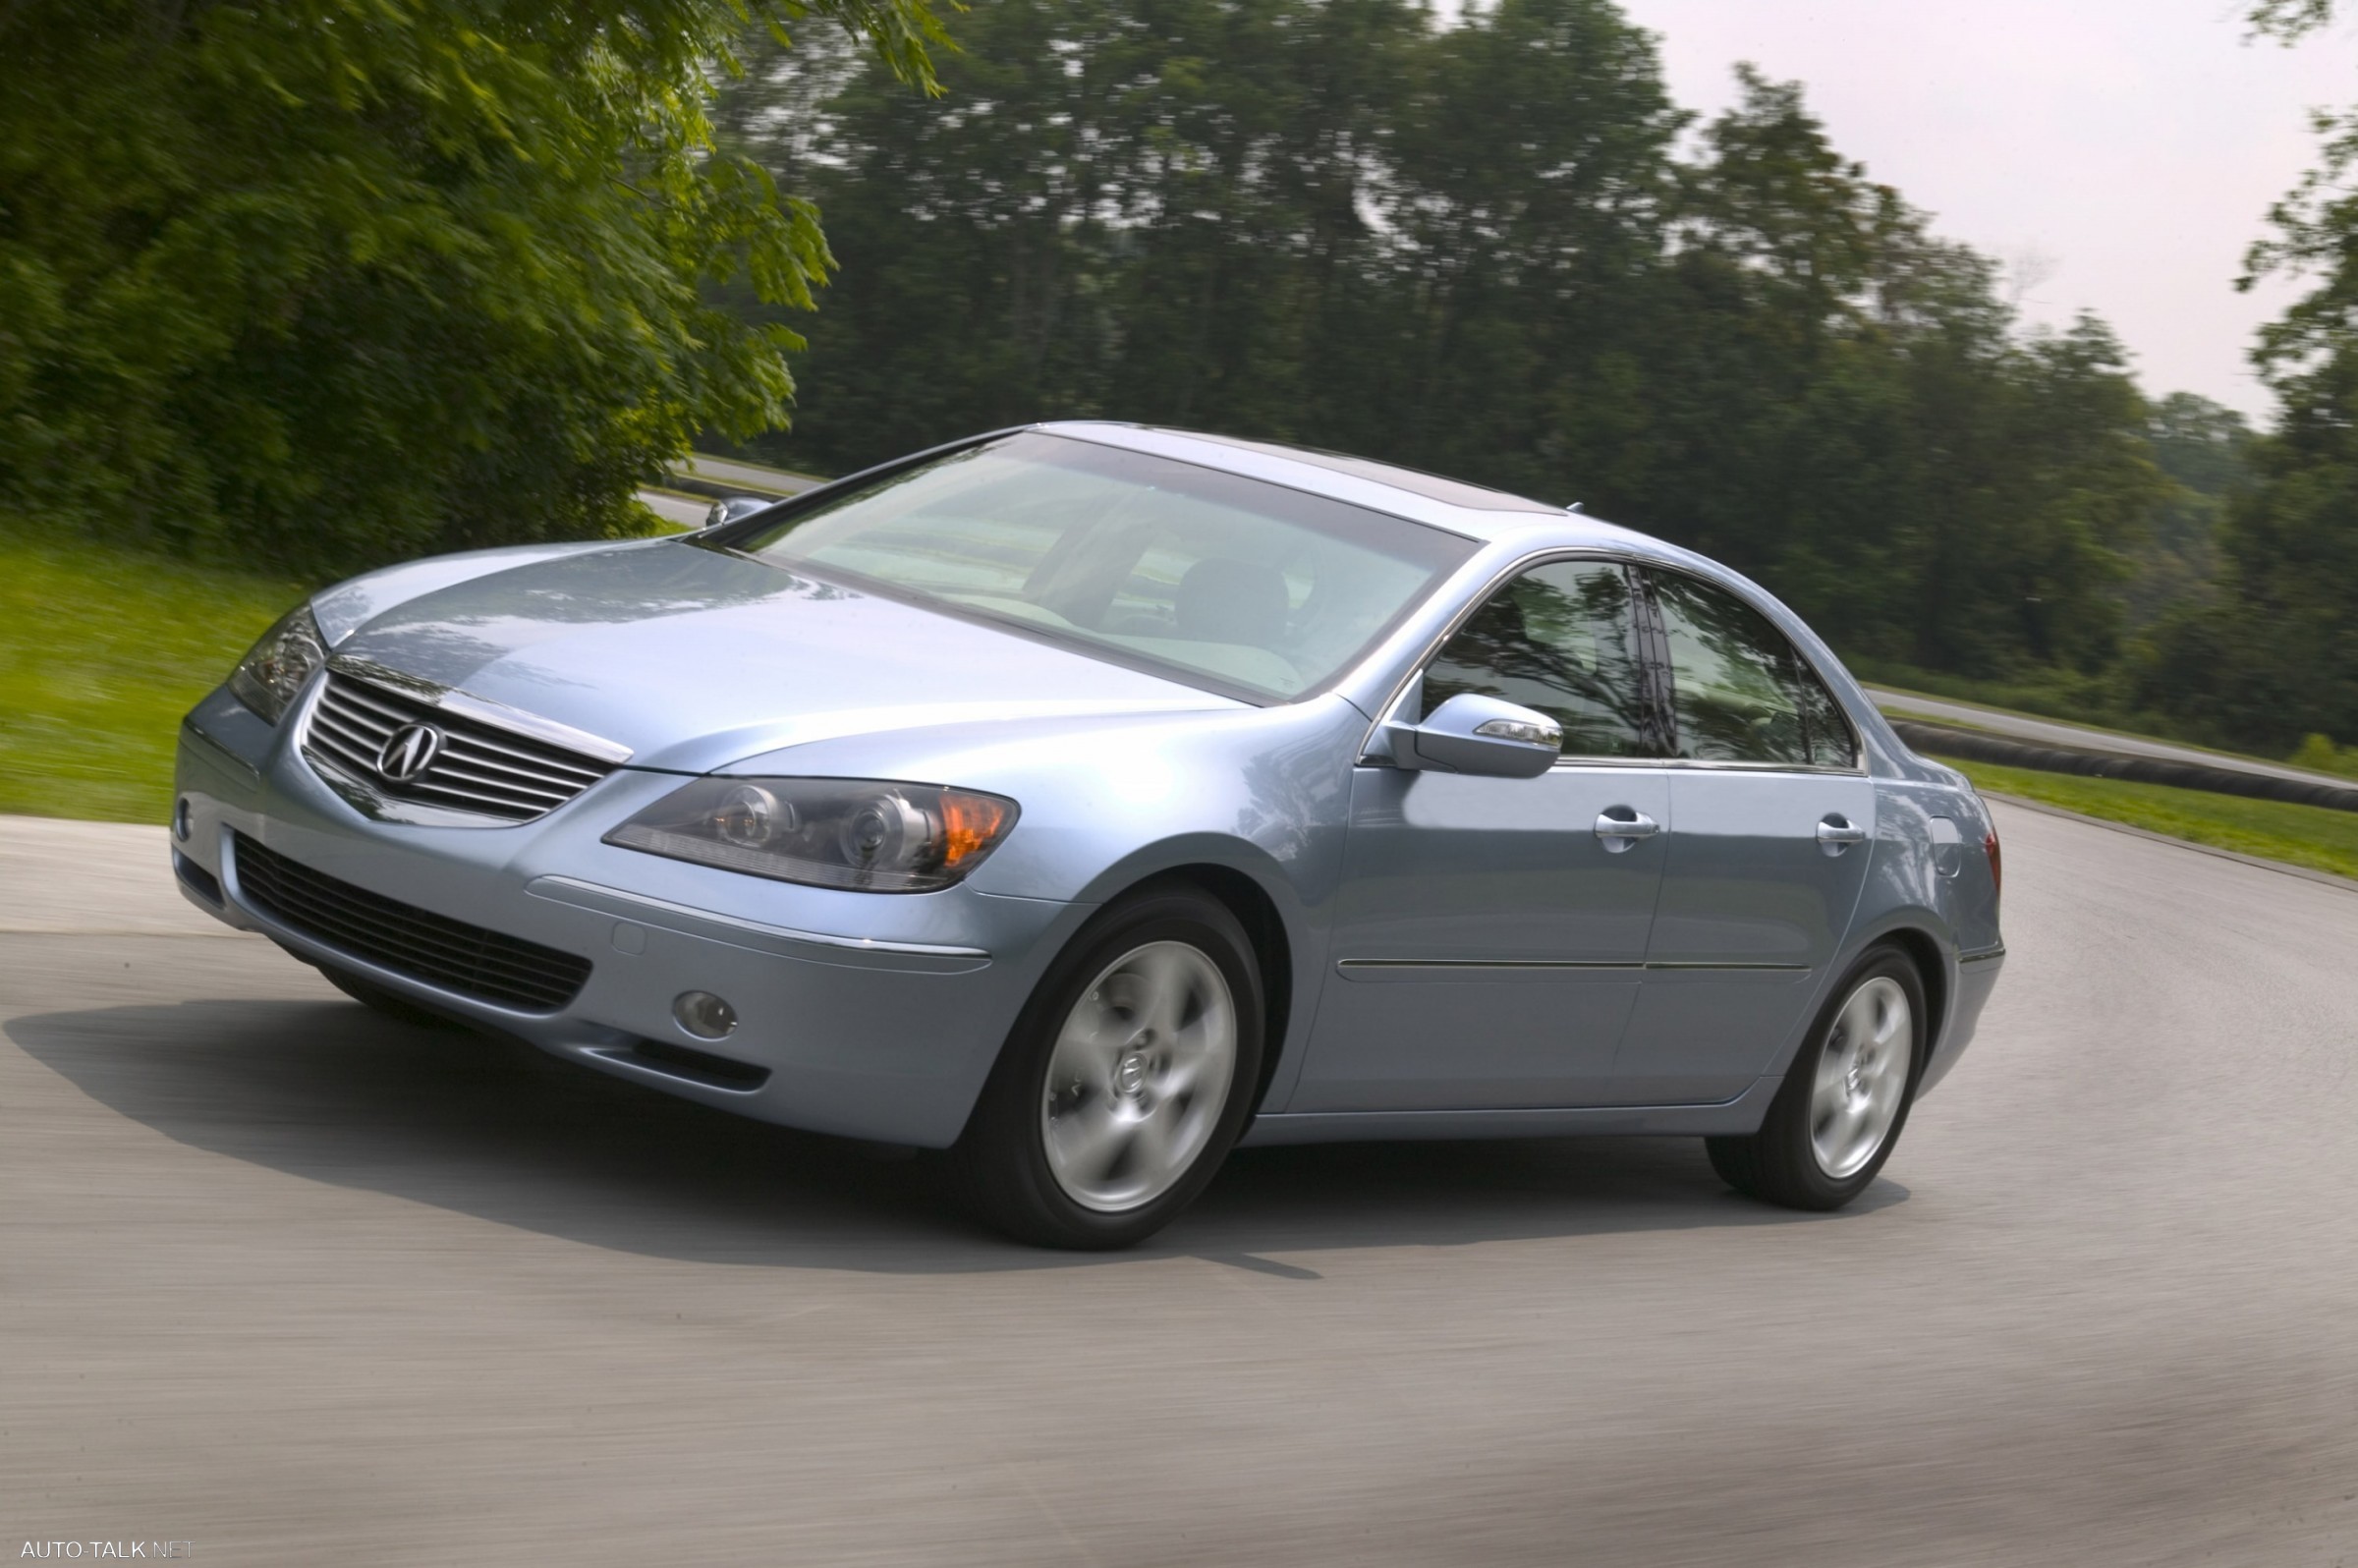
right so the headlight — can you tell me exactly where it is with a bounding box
[604,777,1019,893]
[227,604,328,724]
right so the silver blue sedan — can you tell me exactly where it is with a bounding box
[172,423,2006,1247]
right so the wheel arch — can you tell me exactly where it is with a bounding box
[1858,923,1949,1080]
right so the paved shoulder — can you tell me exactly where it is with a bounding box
[0,814,252,937]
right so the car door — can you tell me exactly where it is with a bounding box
[1290,558,1677,1112]
[1608,568,1876,1104]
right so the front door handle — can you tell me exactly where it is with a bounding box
[1817,813,1868,856]
[1595,808,1660,854]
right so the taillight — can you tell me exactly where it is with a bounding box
[1984,828,2002,904]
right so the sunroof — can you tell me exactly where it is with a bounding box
[1172,430,1567,515]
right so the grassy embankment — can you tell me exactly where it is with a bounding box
[1938,756,2358,884]
[0,529,309,823]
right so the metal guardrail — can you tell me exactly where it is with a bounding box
[1892,719,2358,814]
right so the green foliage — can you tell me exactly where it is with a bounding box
[2289,733,2358,778]
[0,0,949,575]
[0,519,310,822]
[716,4,2176,685]
[2130,0,2358,753]
[2124,393,2250,628]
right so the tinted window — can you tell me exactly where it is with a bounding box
[724,433,1475,700]
[1648,571,1854,767]
[1423,561,1652,758]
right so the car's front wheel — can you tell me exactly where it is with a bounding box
[956,886,1264,1248]
[1706,947,1926,1210]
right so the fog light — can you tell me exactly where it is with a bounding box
[173,796,193,842]
[672,991,738,1040]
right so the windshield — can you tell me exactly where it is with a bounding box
[719,432,1478,700]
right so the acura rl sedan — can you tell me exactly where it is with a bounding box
[172,423,2006,1247]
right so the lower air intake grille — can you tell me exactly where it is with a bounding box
[233,832,591,1012]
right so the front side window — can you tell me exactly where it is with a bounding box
[1422,560,1653,758]
[718,432,1477,701]
[1647,570,1855,768]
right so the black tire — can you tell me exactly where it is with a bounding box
[317,963,467,1031]
[954,885,1265,1249]
[1707,946,1927,1211]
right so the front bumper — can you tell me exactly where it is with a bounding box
[172,683,1088,1146]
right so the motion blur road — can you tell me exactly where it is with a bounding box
[4,804,2355,1565]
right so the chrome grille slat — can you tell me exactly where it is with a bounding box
[411,770,573,807]
[309,738,380,778]
[317,695,399,732]
[401,776,569,812]
[437,733,608,783]
[426,748,590,794]
[308,715,377,756]
[309,712,392,756]
[312,706,393,746]
[330,682,422,726]
[232,833,590,1011]
[302,672,619,825]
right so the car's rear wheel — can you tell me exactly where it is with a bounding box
[956,887,1264,1249]
[1707,947,1925,1210]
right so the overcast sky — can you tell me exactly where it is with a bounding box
[1615,0,2358,422]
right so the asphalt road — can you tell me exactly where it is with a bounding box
[675,453,823,497]
[637,489,712,530]
[4,804,2356,1565]
[1863,685,2346,790]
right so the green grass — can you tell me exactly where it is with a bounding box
[1938,756,2358,884]
[0,528,309,823]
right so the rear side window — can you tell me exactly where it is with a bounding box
[1646,570,1855,768]
[1422,561,1653,758]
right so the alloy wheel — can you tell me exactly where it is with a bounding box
[1040,940,1239,1212]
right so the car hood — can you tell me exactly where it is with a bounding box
[329,540,1243,771]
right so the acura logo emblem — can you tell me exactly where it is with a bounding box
[376,722,444,784]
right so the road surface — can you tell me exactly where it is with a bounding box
[634,489,710,530]
[675,453,824,497]
[4,805,2354,1564]
[1865,686,2345,790]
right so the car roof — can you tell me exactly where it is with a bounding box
[1037,420,1651,550]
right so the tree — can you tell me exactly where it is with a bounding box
[718,2,2183,688]
[2125,394,2249,629]
[0,0,950,573]
[2133,0,2358,750]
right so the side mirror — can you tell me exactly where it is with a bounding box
[1389,694,1561,779]
[702,495,776,530]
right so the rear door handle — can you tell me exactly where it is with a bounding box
[1595,808,1660,854]
[1817,813,1868,856]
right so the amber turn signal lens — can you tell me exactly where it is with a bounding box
[940,790,1015,868]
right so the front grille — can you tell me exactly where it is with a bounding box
[304,672,616,824]
[233,832,591,1011]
